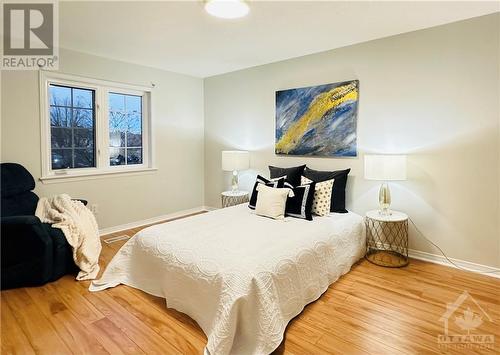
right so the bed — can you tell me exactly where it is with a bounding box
[90,204,366,355]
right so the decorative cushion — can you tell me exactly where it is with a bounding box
[284,181,316,221]
[303,167,351,213]
[269,164,306,186]
[301,176,334,216]
[248,175,285,209]
[255,184,293,220]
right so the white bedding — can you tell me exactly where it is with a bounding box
[90,204,366,355]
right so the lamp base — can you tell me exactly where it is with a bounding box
[231,170,239,192]
[378,182,391,216]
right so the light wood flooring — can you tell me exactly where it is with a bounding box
[2,212,499,354]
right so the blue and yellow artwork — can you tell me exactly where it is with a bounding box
[275,80,358,157]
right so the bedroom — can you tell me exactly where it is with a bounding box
[1,0,499,354]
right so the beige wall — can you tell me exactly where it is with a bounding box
[204,14,500,268]
[1,15,498,268]
[1,48,205,229]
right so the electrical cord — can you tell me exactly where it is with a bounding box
[408,218,500,275]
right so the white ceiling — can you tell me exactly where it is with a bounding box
[60,1,499,78]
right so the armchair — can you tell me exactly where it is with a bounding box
[1,163,78,290]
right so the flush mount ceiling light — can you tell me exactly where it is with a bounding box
[204,0,250,19]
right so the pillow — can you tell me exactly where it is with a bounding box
[255,184,293,220]
[301,176,334,216]
[269,164,306,186]
[248,175,285,209]
[284,181,316,221]
[303,167,350,213]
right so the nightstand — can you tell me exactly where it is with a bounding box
[365,210,409,267]
[221,190,249,208]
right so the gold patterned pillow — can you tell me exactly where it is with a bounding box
[301,176,334,216]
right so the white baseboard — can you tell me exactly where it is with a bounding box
[409,249,500,279]
[99,206,211,236]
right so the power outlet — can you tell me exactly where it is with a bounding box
[90,204,99,214]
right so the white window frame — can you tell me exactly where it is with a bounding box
[39,71,156,182]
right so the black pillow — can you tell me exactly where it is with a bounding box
[269,164,306,186]
[303,167,351,213]
[248,175,285,209]
[284,181,316,221]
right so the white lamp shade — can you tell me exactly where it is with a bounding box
[222,151,249,171]
[364,155,407,181]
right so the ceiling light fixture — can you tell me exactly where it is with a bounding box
[204,0,250,19]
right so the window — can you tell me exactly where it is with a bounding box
[50,85,96,169]
[109,93,143,166]
[40,72,154,181]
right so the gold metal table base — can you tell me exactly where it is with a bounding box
[366,249,409,268]
[365,213,409,268]
[221,193,249,208]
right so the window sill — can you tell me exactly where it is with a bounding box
[39,167,158,184]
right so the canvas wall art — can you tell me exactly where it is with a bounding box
[275,80,358,157]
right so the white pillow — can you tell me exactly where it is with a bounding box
[301,176,334,216]
[255,184,293,220]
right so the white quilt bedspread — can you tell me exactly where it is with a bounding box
[90,204,366,355]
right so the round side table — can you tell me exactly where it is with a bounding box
[221,190,249,208]
[365,210,409,267]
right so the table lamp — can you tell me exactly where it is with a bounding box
[222,150,249,193]
[364,154,407,216]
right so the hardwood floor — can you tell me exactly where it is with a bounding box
[2,213,499,354]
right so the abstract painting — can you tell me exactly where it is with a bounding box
[275,80,358,157]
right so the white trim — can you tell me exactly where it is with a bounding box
[97,83,108,169]
[39,167,157,184]
[409,248,500,279]
[148,89,156,169]
[39,71,154,180]
[99,206,212,236]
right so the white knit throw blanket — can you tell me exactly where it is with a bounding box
[35,194,101,280]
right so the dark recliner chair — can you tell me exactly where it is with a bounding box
[1,163,78,290]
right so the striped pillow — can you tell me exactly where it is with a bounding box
[248,175,285,209]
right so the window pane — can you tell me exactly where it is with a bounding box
[50,106,71,127]
[127,131,142,147]
[127,112,142,132]
[48,84,96,170]
[109,111,127,131]
[73,88,93,109]
[125,95,141,114]
[109,147,125,166]
[127,112,142,147]
[51,127,72,148]
[127,148,142,165]
[74,148,94,168]
[109,92,143,166]
[51,149,72,170]
[50,85,71,106]
[72,108,93,128]
[109,130,125,147]
[74,128,94,148]
[109,93,125,112]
